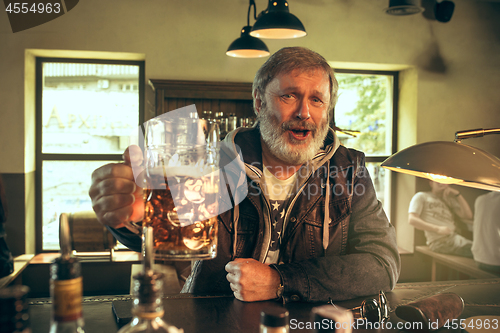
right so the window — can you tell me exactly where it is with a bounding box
[36,59,145,251]
[333,70,397,216]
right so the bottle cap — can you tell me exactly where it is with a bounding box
[260,306,289,327]
[50,256,81,280]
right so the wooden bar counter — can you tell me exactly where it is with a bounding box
[29,279,500,332]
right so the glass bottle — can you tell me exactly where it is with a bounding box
[219,112,228,139]
[117,227,183,333]
[228,114,238,132]
[0,285,31,333]
[260,307,289,333]
[49,214,85,333]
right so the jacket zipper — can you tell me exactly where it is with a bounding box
[283,152,331,235]
[278,160,332,261]
[280,173,314,249]
[256,182,274,262]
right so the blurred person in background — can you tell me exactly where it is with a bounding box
[472,191,500,274]
[408,181,473,257]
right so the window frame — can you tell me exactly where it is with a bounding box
[35,57,145,253]
[333,68,399,218]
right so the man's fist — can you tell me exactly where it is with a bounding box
[225,258,282,302]
[88,146,144,234]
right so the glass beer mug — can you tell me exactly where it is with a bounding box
[141,109,220,260]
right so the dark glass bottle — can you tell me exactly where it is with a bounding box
[49,214,85,333]
[0,285,31,333]
[260,307,289,333]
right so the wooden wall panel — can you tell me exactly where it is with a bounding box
[152,80,256,126]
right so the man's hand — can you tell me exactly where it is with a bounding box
[436,226,453,235]
[442,187,474,221]
[225,258,281,302]
[88,145,144,234]
[443,187,460,198]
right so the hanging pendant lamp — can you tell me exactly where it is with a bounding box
[250,0,306,39]
[226,26,270,58]
[385,0,424,16]
[226,0,270,58]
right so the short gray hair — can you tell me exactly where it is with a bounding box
[252,47,338,118]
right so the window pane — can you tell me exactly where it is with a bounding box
[334,74,393,155]
[42,63,140,154]
[42,160,117,250]
[366,162,391,216]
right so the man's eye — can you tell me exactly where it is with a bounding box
[279,94,295,103]
[311,98,324,106]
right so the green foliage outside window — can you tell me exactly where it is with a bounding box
[334,74,392,156]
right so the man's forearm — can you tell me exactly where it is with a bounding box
[274,241,398,302]
[453,195,473,221]
[275,203,400,302]
[408,213,444,233]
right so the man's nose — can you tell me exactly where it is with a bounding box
[296,99,310,120]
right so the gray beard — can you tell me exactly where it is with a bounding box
[258,107,329,166]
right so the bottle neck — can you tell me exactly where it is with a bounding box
[131,272,165,319]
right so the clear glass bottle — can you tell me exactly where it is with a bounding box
[117,272,170,333]
[218,112,228,139]
[117,227,183,333]
[228,114,238,132]
[49,214,85,333]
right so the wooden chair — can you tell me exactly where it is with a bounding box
[60,211,116,261]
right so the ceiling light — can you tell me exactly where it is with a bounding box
[250,0,306,39]
[385,0,424,16]
[226,26,270,58]
[226,1,270,58]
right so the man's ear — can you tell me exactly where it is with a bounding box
[253,90,262,114]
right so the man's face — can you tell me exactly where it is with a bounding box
[256,69,331,165]
[429,181,448,194]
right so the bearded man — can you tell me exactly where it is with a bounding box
[89,47,400,303]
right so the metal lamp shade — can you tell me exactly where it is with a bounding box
[381,141,500,192]
[250,0,306,39]
[226,26,270,58]
[385,0,424,15]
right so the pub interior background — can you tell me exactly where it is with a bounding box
[0,0,499,296]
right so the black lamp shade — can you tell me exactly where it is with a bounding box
[385,0,424,16]
[435,1,455,23]
[250,0,306,39]
[226,26,270,58]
